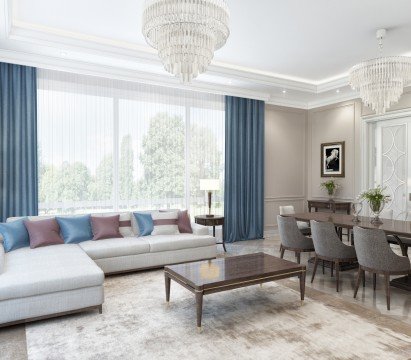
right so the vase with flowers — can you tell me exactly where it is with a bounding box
[320,179,340,201]
[358,186,391,224]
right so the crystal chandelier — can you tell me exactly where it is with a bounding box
[142,0,230,83]
[349,29,411,115]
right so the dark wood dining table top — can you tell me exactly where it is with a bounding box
[289,212,411,238]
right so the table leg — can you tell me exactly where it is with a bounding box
[299,271,306,301]
[222,223,227,252]
[165,273,171,303]
[212,225,216,237]
[195,290,203,330]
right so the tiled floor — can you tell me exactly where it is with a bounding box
[225,235,411,325]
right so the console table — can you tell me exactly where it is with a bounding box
[307,200,351,214]
[194,215,226,252]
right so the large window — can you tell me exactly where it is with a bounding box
[37,70,225,216]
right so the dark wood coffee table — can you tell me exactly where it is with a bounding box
[164,253,306,330]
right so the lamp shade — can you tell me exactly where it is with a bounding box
[200,179,220,191]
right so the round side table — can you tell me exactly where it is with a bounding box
[194,215,226,252]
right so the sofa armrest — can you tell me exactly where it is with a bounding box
[191,222,210,236]
[0,244,4,275]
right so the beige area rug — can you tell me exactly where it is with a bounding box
[25,270,411,360]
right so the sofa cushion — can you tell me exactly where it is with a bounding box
[0,244,104,301]
[56,215,93,244]
[133,212,153,236]
[0,245,4,275]
[151,211,180,236]
[0,218,30,252]
[146,234,216,253]
[91,215,123,240]
[177,210,193,233]
[79,237,150,260]
[24,218,64,249]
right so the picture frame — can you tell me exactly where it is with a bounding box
[321,141,345,177]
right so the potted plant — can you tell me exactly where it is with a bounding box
[358,185,391,224]
[320,179,340,201]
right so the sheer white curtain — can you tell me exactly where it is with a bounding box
[37,69,225,216]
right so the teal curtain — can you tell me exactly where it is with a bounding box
[224,96,264,242]
[0,62,38,222]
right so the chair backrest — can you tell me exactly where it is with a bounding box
[353,226,395,270]
[279,205,295,215]
[379,209,393,220]
[310,220,343,258]
[277,215,306,248]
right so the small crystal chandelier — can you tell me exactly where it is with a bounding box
[349,29,411,115]
[142,0,230,83]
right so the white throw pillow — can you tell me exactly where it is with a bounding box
[151,211,180,236]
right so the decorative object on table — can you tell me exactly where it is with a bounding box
[321,142,345,177]
[351,201,363,223]
[358,186,391,225]
[320,178,341,200]
[142,0,230,83]
[200,179,220,217]
[349,29,411,115]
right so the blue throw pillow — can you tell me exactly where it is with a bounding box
[0,218,30,252]
[56,215,93,244]
[133,212,153,236]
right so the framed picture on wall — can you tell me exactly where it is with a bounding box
[321,141,345,177]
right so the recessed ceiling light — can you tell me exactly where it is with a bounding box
[282,90,287,94]
[336,89,340,93]
[60,51,68,57]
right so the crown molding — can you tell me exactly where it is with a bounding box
[307,92,359,109]
[0,47,271,101]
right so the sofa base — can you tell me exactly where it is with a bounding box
[0,285,104,326]
[95,245,217,274]
[0,304,102,328]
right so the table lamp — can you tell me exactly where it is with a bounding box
[200,179,220,217]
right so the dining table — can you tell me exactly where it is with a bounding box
[287,212,411,291]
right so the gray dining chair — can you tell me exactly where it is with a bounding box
[353,226,411,310]
[277,215,314,264]
[279,205,311,236]
[386,211,411,257]
[310,220,357,292]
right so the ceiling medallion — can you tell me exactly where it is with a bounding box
[142,0,230,84]
[349,29,411,115]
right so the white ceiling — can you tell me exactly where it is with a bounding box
[1,0,411,108]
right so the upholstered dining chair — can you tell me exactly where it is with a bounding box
[353,226,411,310]
[310,220,357,292]
[279,205,311,235]
[386,211,411,257]
[277,215,314,264]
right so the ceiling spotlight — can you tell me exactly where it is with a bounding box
[336,89,340,93]
[60,51,68,57]
[282,90,287,94]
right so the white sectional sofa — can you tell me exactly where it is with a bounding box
[0,211,216,327]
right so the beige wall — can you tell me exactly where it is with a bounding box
[264,105,307,230]
[306,100,363,202]
[264,87,411,231]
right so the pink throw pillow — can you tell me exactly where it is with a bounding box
[177,210,193,233]
[24,218,64,249]
[91,215,123,240]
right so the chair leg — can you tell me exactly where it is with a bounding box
[322,260,325,274]
[279,244,283,253]
[335,261,340,292]
[331,262,334,277]
[296,252,301,264]
[280,246,285,259]
[384,274,391,310]
[311,256,319,283]
[353,266,363,298]
[363,270,366,287]
[373,273,377,291]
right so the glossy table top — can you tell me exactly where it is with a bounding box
[291,212,411,237]
[165,253,305,289]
